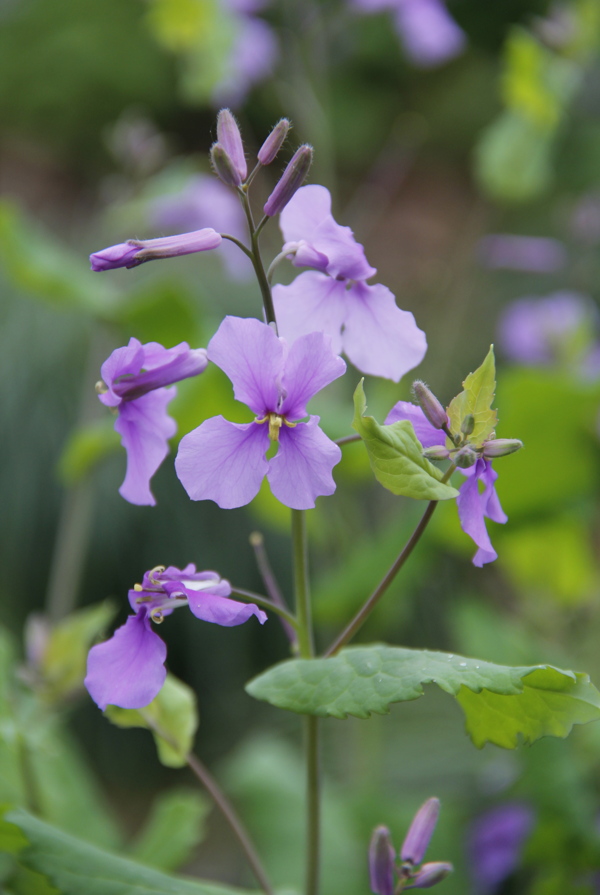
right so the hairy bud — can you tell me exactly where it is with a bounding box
[258,118,290,165]
[460,413,475,437]
[216,108,247,181]
[453,445,479,468]
[408,862,453,889]
[211,142,243,187]
[263,145,313,216]
[412,382,448,430]
[482,438,523,458]
[423,446,451,461]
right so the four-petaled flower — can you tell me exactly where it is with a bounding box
[386,401,508,566]
[98,338,208,506]
[369,798,453,892]
[272,185,427,382]
[85,564,267,710]
[175,316,346,510]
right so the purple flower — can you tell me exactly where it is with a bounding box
[90,228,222,271]
[98,339,208,506]
[369,799,452,893]
[272,185,427,382]
[352,0,465,68]
[211,2,278,107]
[477,234,567,273]
[175,316,346,510]
[468,803,535,895]
[85,564,267,710]
[386,402,508,566]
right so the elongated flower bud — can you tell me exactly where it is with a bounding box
[461,413,475,437]
[211,142,242,187]
[90,229,222,271]
[263,145,313,217]
[412,381,448,430]
[216,108,247,181]
[482,438,523,458]
[401,799,440,865]
[258,118,290,165]
[453,445,479,468]
[423,445,451,461]
[369,826,395,895]
[407,862,453,889]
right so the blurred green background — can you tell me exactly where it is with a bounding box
[3,0,600,892]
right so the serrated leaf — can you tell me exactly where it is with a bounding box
[447,346,497,446]
[245,645,600,749]
[352,381,458,501]
[105,674,198,767]
[129,789,209,871]
[6,809,254,895]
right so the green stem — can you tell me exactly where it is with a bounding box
[230,586,299,632]
[335,433,361,446]
[324,466,456,657]
[220,233,253,260]
[248,532,297,645]
[239,191,277,327]
[292,509,313,659]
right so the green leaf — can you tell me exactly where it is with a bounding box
[57,420,121,486]
[447,346,497,446]
[6,808,254,895]
[246,645,600,749]
[474,110,554,202]
[352,381,458,501]
[105,674,198,767]
[129,789,210,871]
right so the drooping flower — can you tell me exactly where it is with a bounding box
[272,185,427,382]
[90,228,222,271]
[98,339,208,506]
[175,316,346,510]
[369,798,452,893]
[85,564,267,710]
[352,0,465,68]
[468,803,535,895]
[386,401,509,566]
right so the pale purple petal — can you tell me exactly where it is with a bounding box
[84,610,167,710]
[273,272,347,357]
[342,281,427,381]
[498,292,596,365]
[208,316,283,415]
[267,417,342,509]
[279,183,333,243]
[478,235,566,272]
[385,401,442,449]
[176,417,270,508]
[100,338,145,407]
[212,16,278,107]
[114,389,177,506]
[456,460,506,567]
[394,0,466,68]
[90,242,140,271]
[479,461,508,525]
[469,803,535,895]
[308,215,376,280]
[112,344,207,401]
[280,331,346,420]
[186,590,267,626]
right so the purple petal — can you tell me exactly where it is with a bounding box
[99,338,145,407]
[369,826,395,895]
[84,610,167,710]
[469,803,535,895]
[456,460,506,567]
[401,798,440,864]
[267,416,342,509]
[280,331,346,420]
[279,184,333,243]
[175,416,270,508]
[394,0,466,68]
[212,16,278,107]
[342,281,427,381]
[478,235,567,273]
[114,389,177,506]
[113,343,207,401]
[208,316,283,415]
[385,401,443,449]
[90,242,141,271]
[273,272,347,357]
[186,590,267,626]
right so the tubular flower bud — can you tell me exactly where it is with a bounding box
[369,826,395,895]
[263,145,313,217]
[482,438,523,458]
[453,445,479,469]
[258,118,290,165]
[461,413,475,437]
[216,108,247,181]
[412,381,448,430]
[422,446,451,461]
[406,862,453,889]
[401,798,440,866]
[211,142,243,187]
[90,229,222,271]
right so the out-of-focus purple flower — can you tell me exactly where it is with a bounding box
[468,803,535,895]
[85,564,266,710]
[498,291,598,367]
[385,402,508,566]
[98,339,208,506]
[352,0,465,68]
[477,234,567,273]
[211,1,278,107]
[150,175,251,280]
[369,798,452,894]
[90,228,222,271]
[272,185,427,382]
[175,316,346,510]
[571,193,600,245]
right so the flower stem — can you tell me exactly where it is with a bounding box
[239,190,278,328]
[335,433,361,446]
[324,466,456,657]
[249,531,297,645]
[220,233,253,260]
[292,509,313,659]
[230,586,299,633]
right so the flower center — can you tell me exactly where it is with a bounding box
[256,411,297,442]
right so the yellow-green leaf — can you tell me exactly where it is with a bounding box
[447,346,497,446]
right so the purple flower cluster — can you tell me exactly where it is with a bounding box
[85,564,266,710]
[273,185,427,382]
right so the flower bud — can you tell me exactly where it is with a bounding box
[90,229,222,271]
[258,118,290,165]
[216,108,247,181]
[369,826,395,895]
[452,445,479,468]
[263,145,313,217]
[460,413,475,437]
[412,382,448,430]
[401,798,440,865]
[422,446,451,461]
[407,862,453,889]
[211,142,243,187]
[481,438,523,459]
